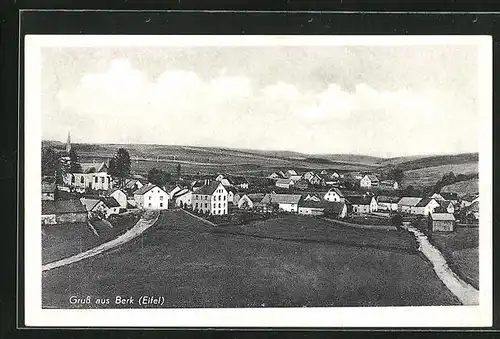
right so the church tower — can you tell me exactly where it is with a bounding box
[66,131,71,154]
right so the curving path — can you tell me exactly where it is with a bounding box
[406,225,479,305]
[42,210,160,272]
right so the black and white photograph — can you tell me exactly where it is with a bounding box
[24,34,492,327]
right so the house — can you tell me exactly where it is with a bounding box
[275,178,295,189]
[298,200,328,216]
[124,178,144,193]
[304,193,322,202]
[294,179,309,190]
[260,193,301,213]
[215,174,232,187]
[380,180,399,190]
[64,170,113,192]
[103,188,128,209]
[191,182,228,215]
[289,175,303,183]
[81,197,121,218]
[172,188,193,208]
[323,188,345,202]
[237,193,265,209]
[42,181,56,201]
[430,193,444,201]
[347,196,377,214]
[225,186,238,205]
[230,176,249,189]
[168,185,184,200]
[429,213,456,232]
[460,194,479,208]
[440,192,459,204]
[436,200,455,214]
[267,172,283,180]
[302,171,316,181]
[349,172,363,180]
[360,174,379,188]
[376,196,400,211]
[133,184,169,210]
[42,199,88,225]
[411,198,440,216]
[397,197,423,214]
[285,169,298,178]
[191,180,206,192]
[307,173,325,186]
[321,174,339,186]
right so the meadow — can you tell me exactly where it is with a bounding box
[440,179,479,196]
[401,162,478,188]
[42,210,460,308]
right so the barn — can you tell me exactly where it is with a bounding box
[429,213,456,232]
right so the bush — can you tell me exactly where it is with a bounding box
[390,213,403,231]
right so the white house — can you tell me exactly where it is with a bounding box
[80,197,121,218]
[398,197,423,214]
[237,193,265,209]
[275,178,295,189]
[103,188,128,209]
[133,184,169,210]
[289,175,303,183]
[348,196,377,214]
[172,188,193,208]
[323,188,345,202]
[380,180,399,190]
[260,193,301,213]
[360,174,379,188]
[191,182,229,215]
[376,196,399,211]
[285,169,298,178]
[411,198,440,216]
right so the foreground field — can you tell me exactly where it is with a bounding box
[42,210,460,308]
[430,228,479,289]
[402,162,478,187]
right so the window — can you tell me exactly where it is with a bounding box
[149,196,151,200]
[160,196,163,201]
[223,196,226,201]
[195,203,198,208]
[218,203,221,208]
[101,177,104,183]
[148,203,151,207]
[205,203,208,208]
[205,196,207,200]
[95,177,98,183]
[81,177,84,184]
[213,204,216,209]
[160,203,163,207]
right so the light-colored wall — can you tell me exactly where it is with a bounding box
[111,190,127,209]
[278,203,298,213]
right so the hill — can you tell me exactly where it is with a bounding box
[401,163,479,188]
[440,179,479,196]
[379,153,478,172]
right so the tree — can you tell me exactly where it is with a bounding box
[176,163,181,178]
[41,147,60,176]
[69,149,82,173]
[390,213,403,231]
[112,148,131,186]
[147,167,171,186]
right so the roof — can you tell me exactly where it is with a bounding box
[42,199,87,215]
[398,197,423,206]
[346,196,372,206]
[101,197,120,208]
[380,180,397,185]
[245,193,265,203]
[327,188,344,197]
[438,200,453,208]
[467,201,479,212]
[80,162,107,173]
[286,169,298,175]
[173,188,191,199]
[289,175,303,181]
[105,187,125,196]
[133,183,165,196]
[365,175,379,182]
[299,199,331,209]
[42,182,56,193]
[261,193,301,205]
[229,176,248,185]
[80,198,101,211]
[377,195,400,203]
[124,179,141,189]
[431,213,456,221]
[416,198,437,207]
[196,182,224,196]
[325,201,346,214]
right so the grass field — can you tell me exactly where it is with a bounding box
[42,212,142,264]
[42,210,460,308]
[401,162,478,187]
[440,179,479,196]
[430,228,479,289]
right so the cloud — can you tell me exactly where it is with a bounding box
[49,58,477,157]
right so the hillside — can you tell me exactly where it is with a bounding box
[440,179,479,196]
[401,163,479,188]
[379,153,478,172]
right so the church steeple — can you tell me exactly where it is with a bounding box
[66,131,71,154]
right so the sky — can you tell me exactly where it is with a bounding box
[41,44,480,157]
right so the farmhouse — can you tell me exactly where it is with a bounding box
[192,182,228,215]
[172,188,193,208]
[437,200,455,214]
[42,181,56,201]
[347,196,377,214]
[168,185,184,199]
[380,180,399,190]
[411,198,440,216]
[376,195,400,211]
[429,213,456,232]
[191,180,206,192]
[275,178,295,189]
[440,192,459,204]
[360,174,379,188]
[323,188,345,203]
[237,193,265,209]
[81,197,121,218]
[225,186,238,205]
[261,193,301,213]
[103,188,128,209]
[133,184,169,210]
[397,197,422,214]
[42,199,88,225]
[285,169,298,178]
[298,200,328,216]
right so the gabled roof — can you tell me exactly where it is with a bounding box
[173,188,191,199]
[326,187,344,197]
[286,169,298,175]
[398,197,423,206]
[261,193,301,205]
[196,182,225,196]
[438,200,453,208]
[42,199,87,214]
[133,183,166,196]
[105,187,125,196]
[80,162,107,173]
[365,174,379,182]
[245,193,265,203]
[431,213,455,221]
[101,196,120,208]
[299,199,331,209]
[276,178,294,185]
[416,198,437,207]
[467,201,479,212]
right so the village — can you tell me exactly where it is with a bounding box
[41,133,480,234]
